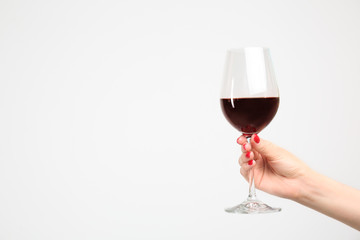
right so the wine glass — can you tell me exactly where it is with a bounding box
[220,47,281,214]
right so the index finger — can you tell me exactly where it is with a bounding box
[237,135,252,153]
[236,135,247,145]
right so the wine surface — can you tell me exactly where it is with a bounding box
[220,97,279,135]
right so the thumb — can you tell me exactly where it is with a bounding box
[250,134,277,158]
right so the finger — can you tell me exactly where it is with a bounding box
[236,135,247,145]
[240,160,256,180]
[237,136,252,153]
[250,134,277,158]
[252,149,261,161]
[238,151,254,165]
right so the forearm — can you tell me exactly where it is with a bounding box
[294,170,360,231]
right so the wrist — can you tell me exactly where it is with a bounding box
[290,168,322,204]
[289,168,360,230]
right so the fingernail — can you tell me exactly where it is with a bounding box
[242,143,247,151]
[254,134,260,144]
[245,151,251,158]
[248,160,254,165]
[237,137,242,144]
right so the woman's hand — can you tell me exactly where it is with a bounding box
[238,134,360,230]
[237,134,311,200]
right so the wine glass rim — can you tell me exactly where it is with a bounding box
[227,47,270,53]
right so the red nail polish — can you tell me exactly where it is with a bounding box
[246,151,251,158]
[248,160,253,165]
[254,134,260,144]
[243,143,247,151]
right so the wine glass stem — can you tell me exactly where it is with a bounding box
[247,137,257,200]
[248,168,256,200]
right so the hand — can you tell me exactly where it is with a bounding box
[238,134,360,230]
[237,134,311,200]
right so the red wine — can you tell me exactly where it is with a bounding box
[220,97,279,136]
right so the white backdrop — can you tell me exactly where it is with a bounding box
[1,0,360,239]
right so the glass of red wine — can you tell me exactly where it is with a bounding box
[220,47,281,214]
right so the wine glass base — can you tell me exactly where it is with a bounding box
[225,198,281,214]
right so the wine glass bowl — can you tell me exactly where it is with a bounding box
[220,47,281,214]
[220,97,279,136]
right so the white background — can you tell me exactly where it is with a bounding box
[1,0,360,239]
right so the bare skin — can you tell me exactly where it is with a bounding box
[237,134,360,231]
